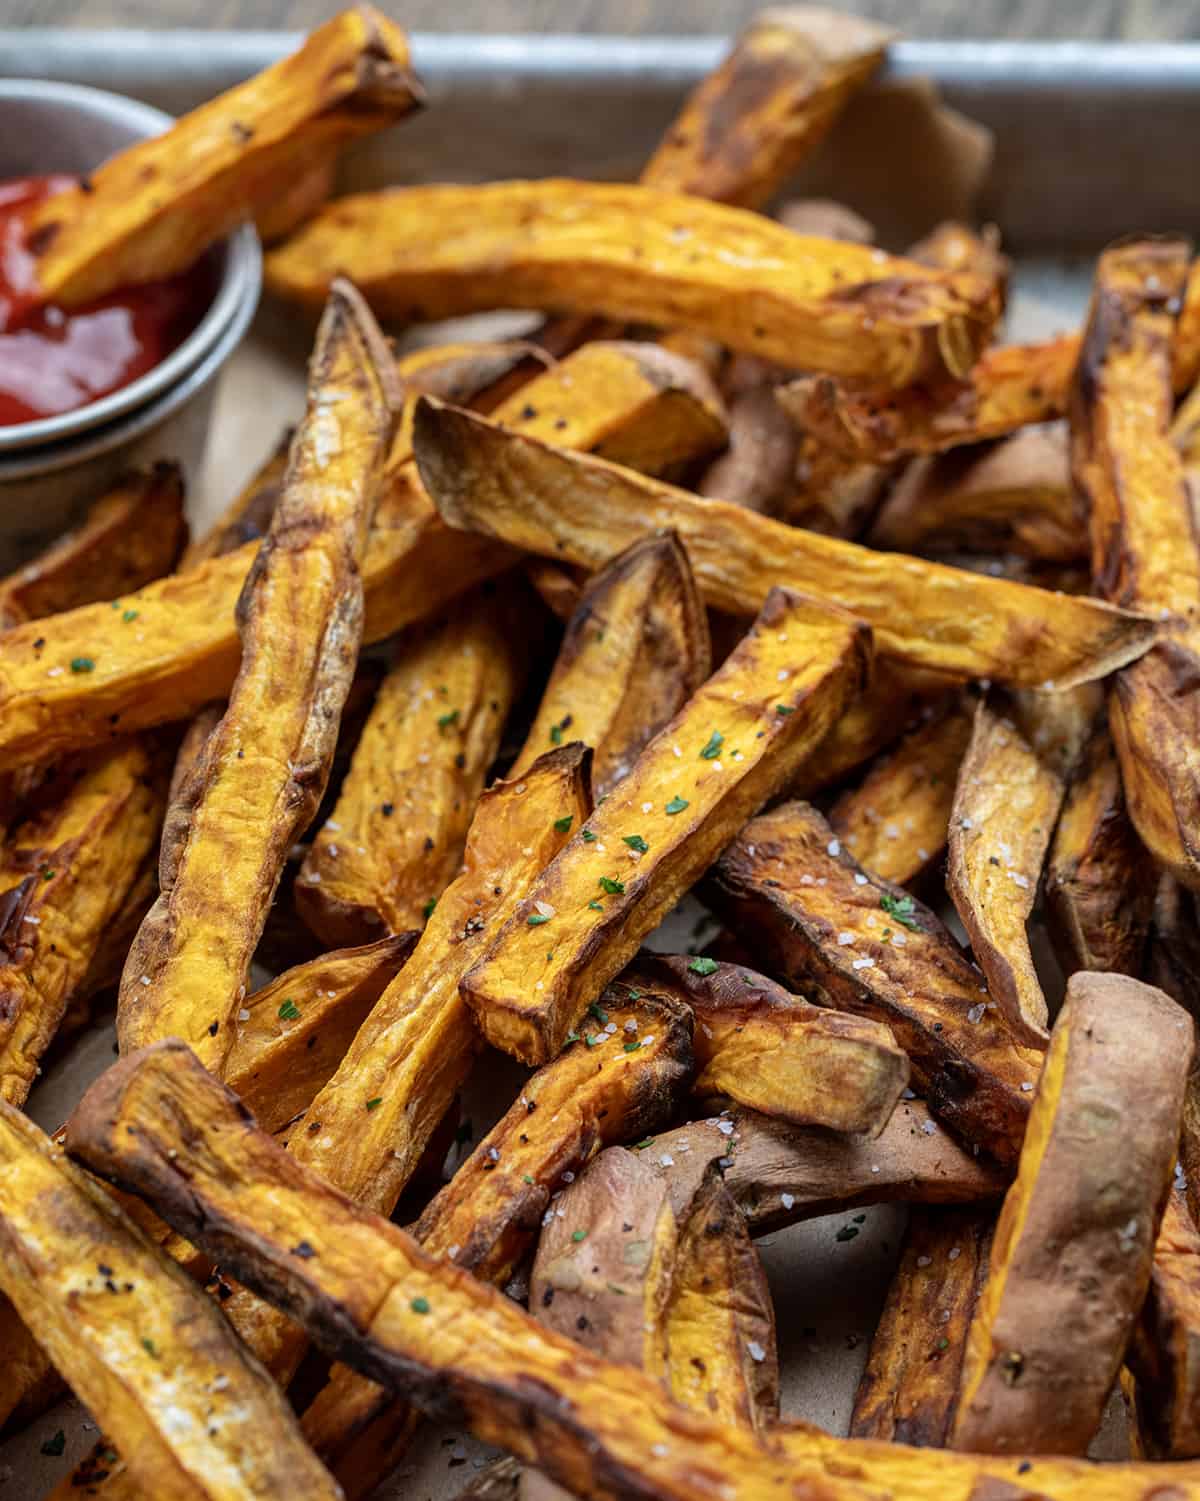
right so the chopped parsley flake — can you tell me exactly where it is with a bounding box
[571,1229,588,1242]
[523,1174,535,1185]
[365,1097,383,1111]
[689,957,719,976]
[422,898,437,920]
[880,891,920,931]
[581,828,597,842]
[775,704,795,716]
[122,609,139,623]
[41,1430,66,1457]
[623,834,649,853]
[835,1225,859,1243]
[41,868,54,881]
[70,656,95,674]
[437,708,460,731]
[527,912,551,926]
[588,899,603,911]
[623,1040,642,1053]
[664,796,689,815]
[598,875,625,895]
[410,1296,431,1315]
[699,730,724,760]
[553,814,573,834]
[277,998,301,1021]
[588,1002,609,1024]
[141,1337,159,1358]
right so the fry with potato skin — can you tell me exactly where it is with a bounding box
[297,583,526,947]
[510,533,711,794]
[703,800,1040,1164]
[951,971,1193,1455]
[850,1206,993,1446]
[267,179,1000,387]
[413,398,1156,690]
[628,957,908,1136]
[1127,1188,1200,1458]
[0,1098,339,1500]
[22,5,422,308]
[461,588,871,1065]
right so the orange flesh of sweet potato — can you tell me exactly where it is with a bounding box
[460,588,871,1065]
[24,6,422,307]
[1128,1189,1200,1458]
[116,282,401,1072]
[951,971,1193,1455]
[266,179,1001,387]
[702,800,1041,1164]
[412,397,1156,690]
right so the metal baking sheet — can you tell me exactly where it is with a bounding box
[0,28,1165,1496]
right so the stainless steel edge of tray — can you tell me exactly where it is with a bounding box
[2,31,1200,251]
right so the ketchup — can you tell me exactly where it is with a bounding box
[0,175,217,429]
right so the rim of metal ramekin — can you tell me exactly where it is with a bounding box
[0,78,261,455]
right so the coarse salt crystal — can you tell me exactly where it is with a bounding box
[642,802,653,813]
[827,838,841,856]
[747,1340,766,1363]
[717,1120,735,1136]
[781,1193,795,1209]
[854,873,868,886]
[917,1256,932,1268]
[660,1154,675,1167]
[534,900,557,918]
[852,956,875,971]
[837,932,855,946]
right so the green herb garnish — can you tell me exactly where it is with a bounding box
[598,875,625,895]
[278,998,301,1021]
[622,834,649,853]
[553,814,573,834]
[689,956,719,976]
[699,730,724,760]
[880,891,920,931]
[664,796,689,815]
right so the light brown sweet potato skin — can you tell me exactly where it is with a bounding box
[0,1099,338,1500]
[629,956,908,1135]
[1129,1189,1200,1458]
[0,464,186,626]
[412,397,1156,690]
[296,582,526,946]
[951,971,1193,1455]
[511,532,711,796]
[703,800,1040,1164]
[828,695,972,885]
[461,588,871,1065]
[850,1206,993,1447]
[24,6,422,306]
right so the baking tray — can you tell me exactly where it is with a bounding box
[0,28,1180,1496]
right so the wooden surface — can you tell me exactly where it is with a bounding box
[7,0,1199,41]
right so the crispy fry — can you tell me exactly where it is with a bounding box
[951,971,1192,1455]
[946,692,1066,1049]
[1128,1189,1200,1458]
[413,398,1155,689]
[0,464,186,626]
[267,180,1001,386]
[0,341,725,773]
[698,386,800,515]
[0,737,170,1105]
[0,1099,338,1500]
[828,695,972,885]
[296,583,526,946]
[1073,239,1200,892]
[703,800,1041,1164]
[908,221,1010,303]
[510,533,711,795]
[867,426,1082,562]
[850,1206,993,1446]
[23,7,421,307]
[116,281,401,1070]
[628,956,908,1135]
[461,588,871,1065]
[639,7,891,207]
[1045,723,1156,976]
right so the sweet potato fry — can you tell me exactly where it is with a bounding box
[1128,1188,1200,1458]
[510,533,710,795]
[0,1099,338,1500]
[639,7,891,208]
[0,341,725,773]
[946,692,1066,1049]
[0,736,170,1105]
[117,281,401,1069]
[1072,239,1200,892]
[23,6,422,307]
[296,582,526,947]
[908,221,1010,301]
[0,464,186,626]
[413,398,1156,689]
[703,800,1041,1164]
[266,180,1001,386]
[1045,723,1156,976]
[628,956,908,1135]
[461,588,871,1065]
[850,1206,993,1446]
[828,695,973,885]
[951,971,1193,1455]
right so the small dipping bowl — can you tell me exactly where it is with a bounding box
[0,79,262,568]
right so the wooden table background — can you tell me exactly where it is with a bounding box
[8,0,1198,40]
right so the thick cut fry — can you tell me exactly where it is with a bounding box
[0,1100,337,1500]
[0,464,186,626]
[462,589,871,1065]
[23,6,421,307]
[639,7,891,207]
[947,693,1065,1049]
[828,696,972,885]
[117,281,401,1069]
[511,533,710,794]
[867,426,1082,562]
[850,1206,993,1446]
[267,180,1001,387]
[413,398,1155,689]
[951,971,1192,1455]
[629,956,908,1135]
[698,386,800,515]
[703,801,1041,1164]
[0,737,170,1105]
[296,584,526,947]
[1072,240,1200,892]
[1128,1189,1200,1458]
[0,341,725,773]
[1045,724,1156,976]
